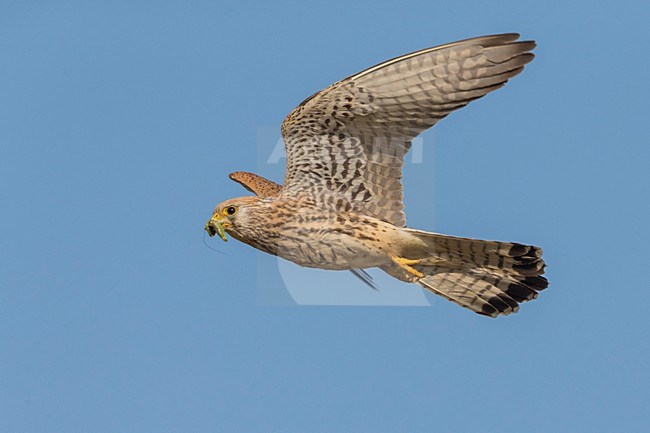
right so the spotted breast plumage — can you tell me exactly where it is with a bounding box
[205,33,548,317]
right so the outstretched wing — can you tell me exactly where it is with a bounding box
[281,33,536,227]
[229,171,282,197]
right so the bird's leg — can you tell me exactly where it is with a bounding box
[390,255,425,279]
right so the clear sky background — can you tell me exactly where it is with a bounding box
[2,1,649,432]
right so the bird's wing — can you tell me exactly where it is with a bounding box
[281,33,535,227]
[229,171,283,197]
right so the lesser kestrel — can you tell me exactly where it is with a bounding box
[205,33,547,317]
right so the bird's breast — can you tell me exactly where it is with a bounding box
[235,209,398,270]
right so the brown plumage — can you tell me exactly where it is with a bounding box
[228,172,282,198]
[206,33,547,317]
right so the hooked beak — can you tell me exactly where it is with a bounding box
[204,215,231,242]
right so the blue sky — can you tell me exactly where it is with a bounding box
[2,1,649,432]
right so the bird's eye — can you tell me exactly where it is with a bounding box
[225,206,237,215]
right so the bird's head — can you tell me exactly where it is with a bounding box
[204,196,260,242]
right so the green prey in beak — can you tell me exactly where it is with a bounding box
[204,218,229,242]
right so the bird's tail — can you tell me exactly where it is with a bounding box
[391,228,548,317]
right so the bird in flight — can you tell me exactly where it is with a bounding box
[205,33,548,317]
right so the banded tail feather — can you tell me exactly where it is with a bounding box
[399,229,548,317]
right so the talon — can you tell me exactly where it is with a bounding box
[390,255,425,279]
[393,257,422,266]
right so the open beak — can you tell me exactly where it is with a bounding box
[204,215,230,242]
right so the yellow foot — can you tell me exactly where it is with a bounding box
[390,255,425,279]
